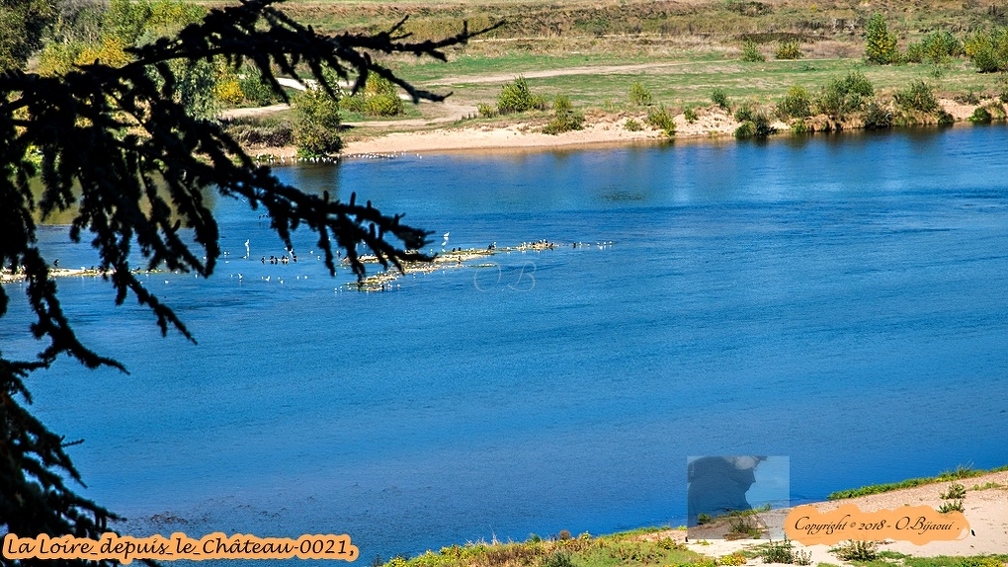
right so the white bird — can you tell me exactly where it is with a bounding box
[244,239,250,259]
[441,232,450,248]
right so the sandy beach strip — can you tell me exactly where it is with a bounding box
[638,470,1007,565]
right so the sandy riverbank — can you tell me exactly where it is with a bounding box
[642,470,1008,564]
[246,98,984,161]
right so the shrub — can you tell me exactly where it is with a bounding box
[964,28,1008,72]
[815,71,874,117]
[727,513,763,539]
[790,119,808,134]
[906,31,963,64]
[215,76,244,106]
[937,110,955,125]
[238,65,283,106]
[498,75,547,114]
[624,118,643,131]
[831,540,878,561]
[340,76,403,116]
[778,85,811,118]
[542,95,584,134]
[938,499,965,513]
[363,76,404,116]
[629,81,653,106]
[646,105,676,137]
[865,13,899,64]
[712,88,730,110]
[793,549,812,566]
[741,39,765,62]
[904,41,926,64]
[696,513,713,525]
[942,483,967,500]
[478,103,496,117]
[292,87,342,157]
[922,30,964,61]
[776,39,802,60]
[735,112,774,139]
[894,80,939,112]
[734,101,755,122]
[684,106,698,122]
[760,538,793,563]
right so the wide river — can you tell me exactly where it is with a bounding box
[3,125,1007,563]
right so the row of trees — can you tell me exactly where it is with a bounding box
[865,13,1008,72]
[4,0,407,157]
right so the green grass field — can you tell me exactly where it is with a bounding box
[212,0,1008,142]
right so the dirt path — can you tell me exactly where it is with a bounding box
[421,59,847,86]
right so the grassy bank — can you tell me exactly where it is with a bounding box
[372,529,705,567]
[827,464,1008,501]
[372,527,1008,567]
[206,0,1008,152]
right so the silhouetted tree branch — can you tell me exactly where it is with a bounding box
[0,0,502,562]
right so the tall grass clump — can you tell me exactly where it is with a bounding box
[646,105,676,138]
[964,28,1008,72]
[629,81,653,106]
[894,80,939,112]
[741,39,765,62]
[865,13,899,64]
[777,85,811,118]
[775,39,802,60]
[497,75,547,114]
[815,71,874,117]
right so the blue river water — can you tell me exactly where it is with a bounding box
[2,125,1007,562]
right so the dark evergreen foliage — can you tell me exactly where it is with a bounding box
[0,1,499,562]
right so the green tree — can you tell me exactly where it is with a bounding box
[0,0,57,71]
[865,13,899,64]
[294,85,344,157]
[0,0,497,560]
